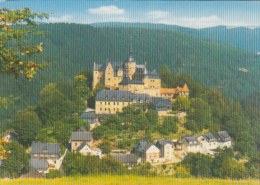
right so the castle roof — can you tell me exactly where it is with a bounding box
[96,89,132,102]
[181,84,189,92]
[161,84,189,94]
[161,88,176,94]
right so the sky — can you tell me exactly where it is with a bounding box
[0,1,259,29]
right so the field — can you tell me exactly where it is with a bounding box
[1,176,259,185]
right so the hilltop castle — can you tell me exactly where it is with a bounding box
[93,45,189,112]
[93,47,161,97]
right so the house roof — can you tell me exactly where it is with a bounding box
[95,89,132,102]
[203,133,217,142]
[151,97,172,107]
[119,77,144,85]
[215,131,231,142]
[31,142,61,155]
[76,142,101,152]
[161,88,177,94]
[157,139,174,146]
[134,140,155,152]
[70,131,93,142]
[96,61,124,74]
[30,159,49,172]
[180,135,199,145]
[111,154,138,164]
[132,93,151,103]
[20,167,45,179]
[81,111,96,120]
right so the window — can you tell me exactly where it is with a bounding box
[117,102,119,105]
[114,102,115,105]
[100,108,102,111]
[117,108,119,111]
[108,78,110,81]
[113,108,115,111]
[108,102,110,105]
[105,108,107,111]
[105,102,107,105]
[100,102,102,105]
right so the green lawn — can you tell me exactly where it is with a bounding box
[1,175,259,185]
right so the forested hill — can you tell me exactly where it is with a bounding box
[92,22,260,53]
[0,23,259,124]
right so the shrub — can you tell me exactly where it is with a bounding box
[46,170,62,179]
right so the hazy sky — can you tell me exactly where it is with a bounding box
[1,1,259,29]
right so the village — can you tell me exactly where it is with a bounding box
[1,47,233,177]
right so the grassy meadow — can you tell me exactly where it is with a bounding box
[1,176,259,185]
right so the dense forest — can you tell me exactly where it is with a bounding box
[92,23,260,53]
[0,23,259,131]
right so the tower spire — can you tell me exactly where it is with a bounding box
[129,36,133,56]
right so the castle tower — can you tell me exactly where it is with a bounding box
[124,37,136,80]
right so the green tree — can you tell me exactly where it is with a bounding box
[159,116,179,135]
[145,109,158,128]
[73,75,91,99]
[99,140,112,154]
[102,115,122,131]
[159,65,174,88]
[13,110,42,146]
[182,153,213,178]
[35,83,74,125]
[172,96,190,111]
[187,98,212,131]
[1,142,29,178]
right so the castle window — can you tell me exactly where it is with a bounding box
[105,108,107,111]
[100,108,102,111]
[105,102,107,105]
[100,102,102,105]
[108,102,110,105]
[108,108,110,112]
[108,78,110,81]
[117,102,119,105]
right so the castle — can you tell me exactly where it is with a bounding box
[93,45,189,115]
[93,47,161,97]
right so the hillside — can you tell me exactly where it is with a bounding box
[0,23,259,129]
[92,22,260,53]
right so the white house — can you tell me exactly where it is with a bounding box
[198,133,218,155]
[131,140,160,163]
[76,142,102,158]
[156,139,175,162]
[178,135,201,153]
[214,131,232,149]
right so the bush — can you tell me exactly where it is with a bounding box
[173,172,191,178]
[46,170,62,179]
